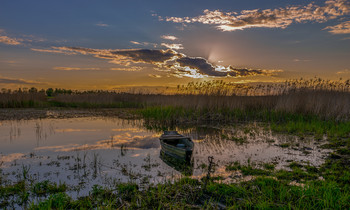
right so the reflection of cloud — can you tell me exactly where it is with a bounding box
[161,43,184,50]
[35,144,79,151]
[161,35,178,40]
[164,0,350,31]
[53,67,101,71]
[35,134,160,152]
[0,153,25,163]
[37,46,283,78]
[325,21,350,34]
[54,129,99,133]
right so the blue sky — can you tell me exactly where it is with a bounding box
[0,0,349,89]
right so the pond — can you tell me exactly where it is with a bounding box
[0,114,331,197]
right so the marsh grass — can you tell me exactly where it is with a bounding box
[1,78,350,121]
[1,176,348,209]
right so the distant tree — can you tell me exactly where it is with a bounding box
[46,88,54,97]
[29,87,38,93]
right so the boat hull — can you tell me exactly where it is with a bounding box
[160,140,193,161]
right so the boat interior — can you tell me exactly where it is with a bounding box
[162,138,192,148]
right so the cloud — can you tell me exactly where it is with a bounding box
[0,29,46,45]
[161,35,178,40]
[0,75,42,84]
[53,67,101,71]
[130,41,158,48]
[324,20,350,34]
[0,60,18,64]
[130,41,141,45]
[31,48,77,55]
[0,35,22,45]
[161,43,184,50]
[293,58,311,62]
[38,46,283,78]
[96,23,109,27]
[163,0,350,31]
[110,67,142,71]
[336,69,350,74]
[149,74,162,78]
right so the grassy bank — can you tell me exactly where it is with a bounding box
[1,173,349,209]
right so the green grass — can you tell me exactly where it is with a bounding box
[5,178,341,209]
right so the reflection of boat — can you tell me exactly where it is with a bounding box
[160,150,193,176]
[159,131,194,162]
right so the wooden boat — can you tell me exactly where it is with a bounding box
[159,131,194,162]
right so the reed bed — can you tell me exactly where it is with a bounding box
[0,90,46,108]
[1,78,349,120]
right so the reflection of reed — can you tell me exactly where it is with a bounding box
[35,121,43,142]
[9,122,21,141]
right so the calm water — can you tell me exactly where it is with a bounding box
[0,116,330,196]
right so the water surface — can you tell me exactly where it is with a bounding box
[0,116,330,196]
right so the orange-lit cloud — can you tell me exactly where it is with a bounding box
[161,43,184,50]
[130,41,158,48]
[110,67,143,71]
[53,67,101,71]
[161,35,178,40]
[164,0,350,32]
[31,47,77,55]
[336,69,350,74]
[325,20,350,34]
[148,74,162,78]
[0,35,22,45]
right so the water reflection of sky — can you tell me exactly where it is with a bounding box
[0,117,331,196]
[0,117,159,155]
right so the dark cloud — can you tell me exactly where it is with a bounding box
[109,49,180,64]
[39,46,282,78]
[0,77,39,85]
[176,57,228,77]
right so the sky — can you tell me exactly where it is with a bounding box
[0,0,350,90]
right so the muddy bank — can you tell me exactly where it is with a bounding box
[0,108,136,121]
